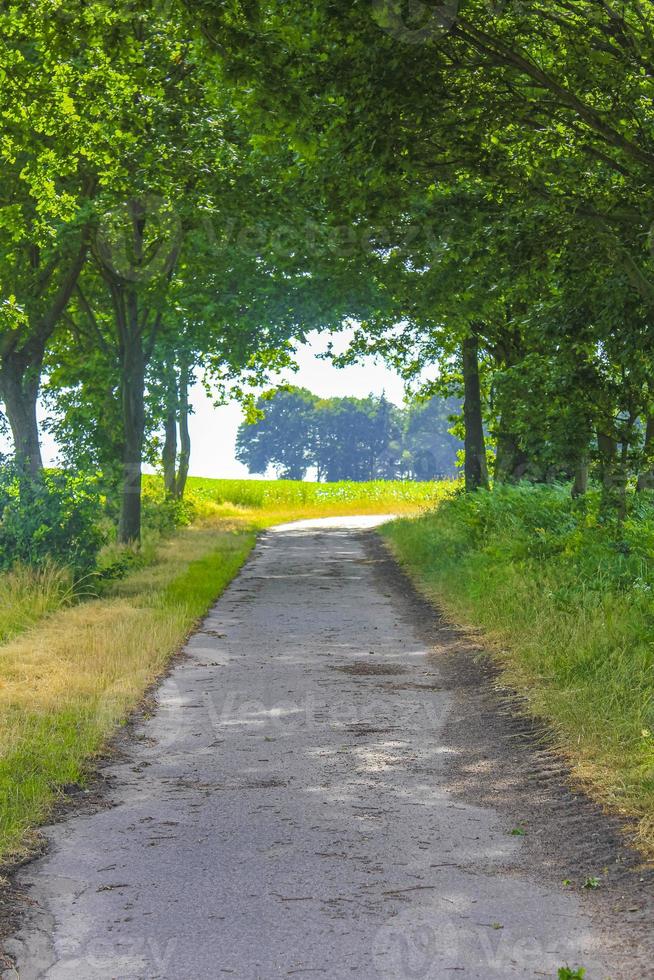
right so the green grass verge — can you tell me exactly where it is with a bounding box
[382,484,654,855]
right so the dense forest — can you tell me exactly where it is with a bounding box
[2,1,654,556]
[236,390,461,481]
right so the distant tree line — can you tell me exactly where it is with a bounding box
[236,388,461,482]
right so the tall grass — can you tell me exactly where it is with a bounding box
[0,564,75,644]
[383,485,654,855]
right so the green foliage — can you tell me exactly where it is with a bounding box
[0,464,105,575]
[236,387,319,479]
[194,0,654,503]
[141,478,197,533]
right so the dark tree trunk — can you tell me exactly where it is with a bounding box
[0,357,43,476]
[175,358,191,500]
[462,334,489,492]
[572,454,589,498]
[597,430,617,492]
[495,427,529,483]
[117,290,146,544]
[96,202,176,543]
[0,243,86,476]
[598,429,627,517]
[637,416,654,491]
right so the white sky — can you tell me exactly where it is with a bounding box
[20,328,408,479]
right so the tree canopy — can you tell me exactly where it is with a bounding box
[2,0,654,548]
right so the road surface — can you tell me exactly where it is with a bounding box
[3,517,629,978]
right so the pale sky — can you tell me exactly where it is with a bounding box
[18,328,409,479]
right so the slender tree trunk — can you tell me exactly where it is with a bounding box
[637,416,654,491]
[160,356,191,501]
[162,410,177,497]
[118,290,146,544]
[0,358,43,476]
[462,334,489,491]
[162,358,178,498]
[597,429,628,517]
[175,357,191,500]
[617,434,630,520]
[572,454,589,498]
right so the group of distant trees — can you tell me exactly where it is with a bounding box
[236,388,461,482]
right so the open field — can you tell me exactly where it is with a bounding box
[0,478,447,864]
[185,476,454,521]
[382,485,654,857]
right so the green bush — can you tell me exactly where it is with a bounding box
[0,465,105,575]
[141,480,197,532]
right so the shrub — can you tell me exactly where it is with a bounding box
[141,480,197,533]
[0,465,105,575]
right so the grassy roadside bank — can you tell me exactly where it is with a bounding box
[382,485,654,857]
[0,518,256,862]
[0,477,444,865]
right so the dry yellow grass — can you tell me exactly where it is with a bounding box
[0,519,256,860]
[0,563,75,644]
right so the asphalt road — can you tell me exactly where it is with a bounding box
[4,516,621,978]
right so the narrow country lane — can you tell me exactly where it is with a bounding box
[2,518,638,978]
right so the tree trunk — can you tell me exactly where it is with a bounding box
[597,430,616,489]
[462,334,489,491]
[0,357,43,476]
[160,356,191,501]
[597,429,628,517]
[572,454,589,498]
[162,409,177,497]
[637,416,654,491]
[162,358,178,498]
[0,245,86,476]
[495,427,529,483]
[175,358,191,500]
[118,290,146,544]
